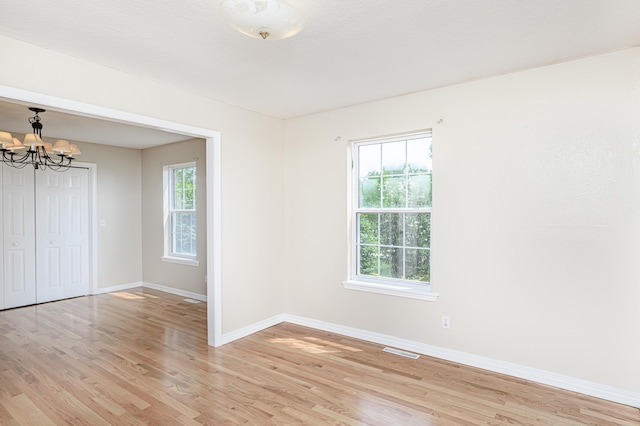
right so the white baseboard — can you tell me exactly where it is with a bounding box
[94,281,207,302]
[142,282,207,302]
[221,314,286,345]
[223,313,639,409]
[93,282,142,294]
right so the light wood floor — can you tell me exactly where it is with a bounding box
[0,289,637,425]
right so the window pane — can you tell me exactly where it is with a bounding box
[174,188,184,209]
[407,138,432,173]
[407,174,431,208]
[382,141,406,176]
[380,213,403,247]
[175,168,184,186]
[382,176,405,208]
[172,212,196,256]
[359,177,380,208]
[358,245,378,276]
[183,188,195,210]
[185,167,195,183]
[380,247,403,279]
[173,166,196,210]
[358,213,378,244]
[184,167,196,209]
[359,144,381,178]
[405,213,430,248]
[406,248,430,282]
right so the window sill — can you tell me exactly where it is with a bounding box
[161,256,199,267]
[342,280,439,301]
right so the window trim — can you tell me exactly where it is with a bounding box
[161,255,199,267]
[163,161,198,265]
[342,131,439,301]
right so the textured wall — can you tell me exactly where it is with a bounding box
[284,48,640,393]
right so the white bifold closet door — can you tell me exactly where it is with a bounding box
[35,168,90,304]
[2,166,37,309]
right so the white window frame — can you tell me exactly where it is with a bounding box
[162,162,199,266]
[342,131,438,301]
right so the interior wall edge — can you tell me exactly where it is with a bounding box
[221,313,287,345]
[93,282,143,294]
[142,281,206,302]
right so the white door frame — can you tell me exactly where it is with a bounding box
[0,85,223,347]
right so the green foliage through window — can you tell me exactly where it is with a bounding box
[170,165,196,257]
[355,134,431,284]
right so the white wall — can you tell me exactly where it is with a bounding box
[141,139,207,295]
[78,142,143,289]
[0,35,285,333]
[284,48,640,393]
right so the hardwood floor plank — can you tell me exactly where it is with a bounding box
[0,288,637,425]
[1,393,57,426]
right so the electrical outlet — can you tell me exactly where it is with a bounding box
[441,316,450,329]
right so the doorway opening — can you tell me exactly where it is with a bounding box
[0,85,222,346]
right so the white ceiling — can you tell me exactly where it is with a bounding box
[1,0,640,145]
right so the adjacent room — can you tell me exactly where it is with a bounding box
[0,0,639,424]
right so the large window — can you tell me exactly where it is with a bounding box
[345,132,435,300]
[163,162,197,265]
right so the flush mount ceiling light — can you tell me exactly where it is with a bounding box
[0,107,81,171]
[219,0,304,40]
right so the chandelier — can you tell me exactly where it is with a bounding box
[219,0,304,40]
[0,107,80,171]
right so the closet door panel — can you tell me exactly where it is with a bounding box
[63,169,89,299]
[36,172,65,303]
[3,167,36,309]
[36,168,89,302]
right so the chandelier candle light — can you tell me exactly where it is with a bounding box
[0,107,80,171]
[219,0,304,40]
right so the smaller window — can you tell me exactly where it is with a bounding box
[163,163,197,264]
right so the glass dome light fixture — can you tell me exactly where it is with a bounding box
[0,107,81,171]
[219,0,304,40]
